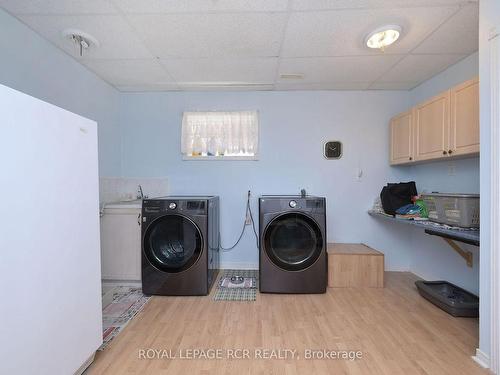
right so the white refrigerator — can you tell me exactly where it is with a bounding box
[0,84,102,374]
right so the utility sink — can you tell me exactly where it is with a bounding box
[104,199,142,209]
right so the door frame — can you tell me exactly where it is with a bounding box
[484,27,500,374]
[487,26,500,374]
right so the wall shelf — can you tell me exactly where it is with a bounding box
[368,211,479,267]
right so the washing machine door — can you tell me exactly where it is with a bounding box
[143,214,203,273]
[263,212,323,271]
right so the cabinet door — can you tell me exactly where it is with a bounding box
[450,77,479,156]
[390,110,414,165]
[414,92,450,161]
[100,209,141,281]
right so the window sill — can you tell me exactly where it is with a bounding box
[182,155,259,161]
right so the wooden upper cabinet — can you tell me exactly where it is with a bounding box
[450,77,479,156]
[390,110,413,165]
[389,77,479,166]
[414,91,450,161]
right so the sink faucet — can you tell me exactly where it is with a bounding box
[137,184,144,200]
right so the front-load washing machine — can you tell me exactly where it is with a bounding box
[141,196,219,296]
[259,196,327,294]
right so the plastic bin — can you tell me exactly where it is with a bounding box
[415,280,479,317]
[421,193,479,228]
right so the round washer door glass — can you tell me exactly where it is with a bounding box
[144,214,202,273]
[264,213,323,271]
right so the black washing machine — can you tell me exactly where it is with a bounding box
[141,196,219,296]
[259,196,327,294]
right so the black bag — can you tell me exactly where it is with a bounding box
[380,181,418,215]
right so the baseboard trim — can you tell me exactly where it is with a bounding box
[220,262,258,270]
[472,348,490,369]
[74,351,95,375]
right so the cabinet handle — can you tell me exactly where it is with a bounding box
[409,157,413,161]
[443,150,447,155]
[448,150,453,154]
[137,213,141,226]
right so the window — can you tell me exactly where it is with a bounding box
[181,111,259,160]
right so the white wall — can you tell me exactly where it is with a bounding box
[0,8,121,176]
[119,90,413,270]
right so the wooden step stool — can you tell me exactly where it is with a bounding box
[327,243,384,288]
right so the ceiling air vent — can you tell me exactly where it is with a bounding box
[177,82,274,91]
[279,73,304,80]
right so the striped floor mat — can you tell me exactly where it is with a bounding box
[214,269,258,301]
[99,286,150,350]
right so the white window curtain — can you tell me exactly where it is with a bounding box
[181,111,259,157]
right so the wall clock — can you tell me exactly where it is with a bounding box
[324,141,342,159]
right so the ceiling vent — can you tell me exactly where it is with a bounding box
[279,73,304,80]
[177,82,274,90]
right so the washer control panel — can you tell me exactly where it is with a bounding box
[142,199,208,215]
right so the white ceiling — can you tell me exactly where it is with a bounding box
[0,0,479,92]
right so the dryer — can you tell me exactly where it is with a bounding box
[259,196,327,294]
[141,196,219,296]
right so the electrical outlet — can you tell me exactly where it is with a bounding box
[448,163,456,176]
[356,168,363,181]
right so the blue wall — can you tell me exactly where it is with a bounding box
[0,8,121,176]
[119,90,413,269]
[118,54,480,278]
[396,52,481,295]
[410,52,479,105]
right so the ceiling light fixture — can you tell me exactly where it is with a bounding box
[62,29,100,57]
[365,25,402,51]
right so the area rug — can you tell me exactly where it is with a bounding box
[99,286,151,350]
[214,269,258,301]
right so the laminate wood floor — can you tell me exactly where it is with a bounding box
[87,272,488,375]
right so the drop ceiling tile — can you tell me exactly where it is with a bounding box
[127,13,287,58]
[291,0,475,11]
[278,55,404,83]
[112,0,289,13]
[282,6,459,57]
[368,81,417,90]
[413,4,478,54]
[83,59,175,86]
[18,14,153,59]
[0,0,118,15]
[161,58,278,84]
[275,82,371,90]
[376,53,467,83]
